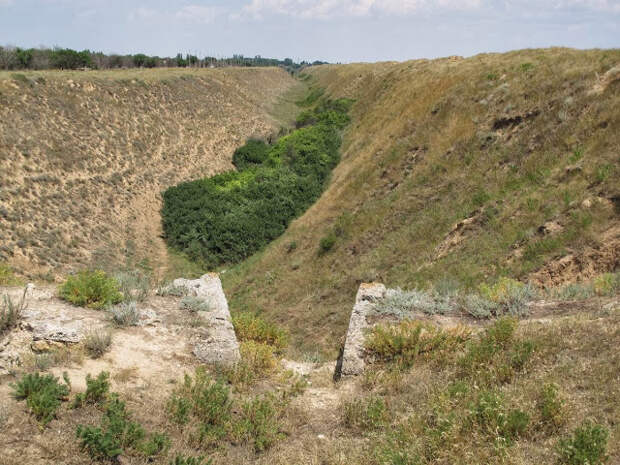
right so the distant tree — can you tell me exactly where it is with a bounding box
[175,53,187,67]
[49,48,93,69]
[133,53,148,67]
[0,46,18,70]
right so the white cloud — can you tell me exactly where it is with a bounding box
[128,7,159,21]
[0,0,14,6]
[237,0,619,19]
[176,5,223,24]
[239,0,483,19]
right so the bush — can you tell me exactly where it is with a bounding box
[0,262,22,285]
[73,372,110,407]
[557,422,609,465]
[79,394,169,460]
[180,296,212,313]
[375,287,458,317]
[365,320,470,368]
[342,396,390,430]
[232,313,288,352]
[469,390,529,441]
[161,97,352,267]
[318,232,337,256]
[59,270,122,309]
[239,341,277,378]
[167,368,232,440]
[478,277,538,316]
[232,139,270,170]
[83,329,112,359]
[11,372,70,426]
[234,397,283,452]
[593,272,619,296]
[1,287,27,335]
[538,383,565,428]
[109,301,140,327]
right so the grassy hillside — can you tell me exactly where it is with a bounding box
[222,48,620,356]
[0,67,302,280]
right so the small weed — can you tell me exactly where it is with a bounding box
[59,270,122,310]
[557,421,609,465]
[11,372,70,426]
[520,62,535,72]
[1,286,27,335]
[156,282,189,297]
[83,329,112,359]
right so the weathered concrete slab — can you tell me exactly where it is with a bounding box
[173,273,240,366]
[339,282,386,376]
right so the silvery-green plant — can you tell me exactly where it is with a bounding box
[180,296,212,313]
[109,301,140,327]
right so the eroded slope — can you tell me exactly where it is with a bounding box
[0,67,299,278]
[222,49,620,354]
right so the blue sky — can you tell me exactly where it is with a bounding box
[0,0,618,62]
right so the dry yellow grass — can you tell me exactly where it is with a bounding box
[222,48,620,356]
[0,67,301,280]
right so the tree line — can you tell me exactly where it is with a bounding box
[0,46,327,72]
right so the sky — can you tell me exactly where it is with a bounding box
[0,0,618,63]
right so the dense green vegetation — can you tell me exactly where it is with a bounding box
[162,96,352,267]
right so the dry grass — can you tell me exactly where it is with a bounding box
[222,48,620,356]
[2,304,615,464]
[0,67,300,281]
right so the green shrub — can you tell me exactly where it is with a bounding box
[232,313,288,352]
[83,329,112,359]
[76,425,123,461]
[76,393,165,461]
[161,96,352,267]
[232,139,270,170]
[1,287,27,335]
[469,390,529,441]
[239,340,277,377]
[234,397,283,452]
[593,272,619,296]
[140,432,170,457]
[59,270,122,309]
[0,263,22,285]
[73,372,110,407]
[167,368,232,441]
[538,383,565,428]
[156,283,189,297]
[342,396,390,430]
[365,320,470,368]
[180,296,212,313]
[557,422,609,465]
[318,232,337,256]
[11,372,70,426]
